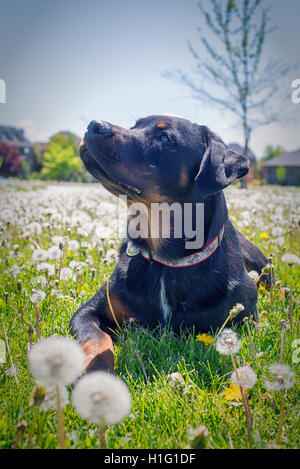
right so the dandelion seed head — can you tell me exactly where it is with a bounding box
[47,246,61,260]
[248,270,259,283]
[47,246,62,260]
[229,303,244,318]
[215,329,241,355]
[281,253,300,265]
[30,289,46,304]
[28,336,85,386]
[105,249,118,264]
[37,262,55,276]
[68,240,80,251]
[60,267,73,281]
[231,366,257,390]
[72,371,131,425]
[264,363,295,392]
[32,249,48,263]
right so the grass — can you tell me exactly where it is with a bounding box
[0,180,299,449]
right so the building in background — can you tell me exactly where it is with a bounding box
[262,149,300,185]
[0,126,34,176]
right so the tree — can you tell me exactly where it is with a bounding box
[275,165,286,183]
[164,0,293,187]
[0,142,23,177]
[41,133,83,181]
[261,144,285,164]
[255,144,285,180]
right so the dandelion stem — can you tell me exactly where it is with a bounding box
[26,408,38,448]
[216,314,231,338]
[98,420,106,449]
[276,391,285,445]
[35,304,41,340]
[57,245,65,282]
[279,325,285,364]
[231,354,252,446]
[7,296,22,322]
[244,319,255,360]
[2,323,19,386]
[12,421,27,449]
[56,385,65,449]
[289,287,293,328]
[269,256,273,306]
[36,412,47,448]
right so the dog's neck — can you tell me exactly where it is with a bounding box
[127,192,228,260]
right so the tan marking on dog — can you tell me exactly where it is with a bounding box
[82,324,114,371]
[107,295,133,324]
[179,167,189,187]
[157,122,167,128]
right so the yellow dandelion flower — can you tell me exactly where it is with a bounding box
[222,382,243,401]
[196,333,216,345]
[260,232,269,239]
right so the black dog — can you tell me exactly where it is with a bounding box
[70,115,268,373]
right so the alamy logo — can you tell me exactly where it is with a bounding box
[291,79,300,104]
[117,195,205,250]
[0,79,6,103]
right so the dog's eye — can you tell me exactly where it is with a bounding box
[160,134,169,143]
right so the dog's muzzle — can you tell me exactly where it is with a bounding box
[87,120,114,139]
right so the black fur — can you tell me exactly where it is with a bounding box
[70,115,268,372]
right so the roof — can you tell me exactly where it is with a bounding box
[262,149,300,167]
[0,126,32,147]
[228,143,256,162]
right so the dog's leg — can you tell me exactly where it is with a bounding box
[70,287,116,373]
[237,231,274,286]
[237,231,268,272]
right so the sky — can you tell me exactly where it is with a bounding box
[0,0,299,158]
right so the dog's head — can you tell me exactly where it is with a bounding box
[80,115,249,202]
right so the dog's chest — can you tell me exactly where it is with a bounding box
[159,277,172,325]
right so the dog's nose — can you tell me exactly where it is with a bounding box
[87,120,114,138]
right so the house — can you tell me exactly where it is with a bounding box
[0,126,34,176]
[262,149,300,185]
[0,125,34,165]
[228,143,257,180]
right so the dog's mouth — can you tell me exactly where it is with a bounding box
[79,142,142,198]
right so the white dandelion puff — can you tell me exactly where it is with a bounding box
[52,236,65,246]
[215,329,241,355]
[30,289,46,304]
[281,253,300,265]
[28,336,85,386]
[248,270,259,283]
[68,240,80,251]
[59,267,73,281]
[32,249,48,263]
[72,371,131,425]
[264,363,295,392]
[9,264,21,277]
[105,249,118,264]
[47,246,62,260]
[229,303,244,318]
[231,366,257,390]
[32,276,48,287]
[36,262,55,276]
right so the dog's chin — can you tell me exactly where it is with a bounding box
[80,146,143,200]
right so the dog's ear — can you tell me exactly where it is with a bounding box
[194,127,249,197]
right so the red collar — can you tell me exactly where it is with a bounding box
[126,226,224,268]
